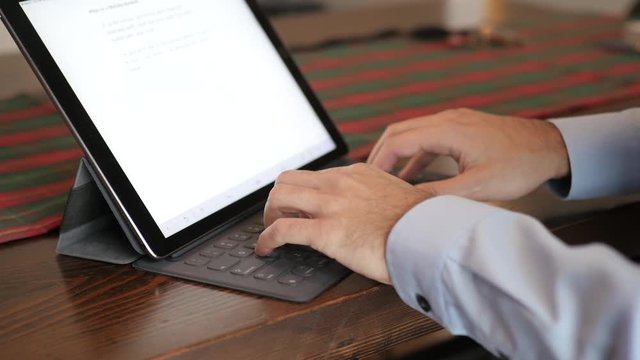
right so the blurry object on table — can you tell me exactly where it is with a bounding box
[486,0,506,27]
[443,0,486,32]
[623,1,640,48]
[256,0,324,16]
[444,0,521,48]
[268,1,446,50]
[601,0,640,54]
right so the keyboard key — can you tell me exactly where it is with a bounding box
[214,240,239,249]
[243,240,257,249]
[206,256,239,271]
[306,255,331,268]
[285,250,308,262]
[244,225,264,233]
[292,265,316,278]
[200,248,225,258]
[229,248,254,258]
[254,265,285,281]
[230,258,266,276]
[228,233,252,241]
[185,256,210,267]
[278,273,304,286]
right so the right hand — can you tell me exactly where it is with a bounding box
[256,164,432,284]
[367,108,570,201]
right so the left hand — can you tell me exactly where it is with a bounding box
[255,163,432,284]
[367,109,570,201]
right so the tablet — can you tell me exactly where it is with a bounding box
[0,0,347,258]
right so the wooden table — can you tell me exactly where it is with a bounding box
[2,202,639,359]
[2,2,640,359]
[0,234,440,359]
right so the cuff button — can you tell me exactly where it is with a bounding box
[416,294,431,313]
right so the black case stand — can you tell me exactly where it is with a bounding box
[57,158,143,265]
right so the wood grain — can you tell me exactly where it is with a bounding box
[2,202,637,359]
[0,236,437,359]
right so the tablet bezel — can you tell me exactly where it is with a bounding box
[0,0,348,258]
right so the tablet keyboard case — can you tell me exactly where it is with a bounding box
[57,158,350,302]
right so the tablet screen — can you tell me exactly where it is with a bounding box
[19,0,337,237]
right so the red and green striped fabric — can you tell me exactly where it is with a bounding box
[2,11,640,243]
[0,95,82,243]
[295,12,640,158]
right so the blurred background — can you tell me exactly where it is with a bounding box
[0,0,636,55]
[255,0,632,15]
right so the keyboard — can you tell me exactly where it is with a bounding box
[133,212,351,302]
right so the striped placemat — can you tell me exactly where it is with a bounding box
[295,12,640,158]
[0,95,82,243]
[2,11,640,243]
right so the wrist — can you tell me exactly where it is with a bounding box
[544,121,571,179]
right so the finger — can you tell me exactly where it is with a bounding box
[275,169,322,189]
[367,116,432,164]
[370,126,457,172]
[367,110,460,164]
[397,151,439,181]
[263,184,327,226]
[256,218,322,256]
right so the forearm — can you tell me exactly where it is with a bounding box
[387,196,640,359]
[548,108,640,199]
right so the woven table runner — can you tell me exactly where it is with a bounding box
[0,95,81,242]
[1,11,639,243]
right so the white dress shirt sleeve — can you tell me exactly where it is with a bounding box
[387,196,640,359]
[548,109,640,199]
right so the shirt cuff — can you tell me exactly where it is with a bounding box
[386,196,502,320]
[548,109,640,200]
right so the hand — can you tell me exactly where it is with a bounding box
[255,163,432,284]
[367,108,570,201]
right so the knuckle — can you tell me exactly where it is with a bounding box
[322,167,345,182]
[455,107,473,114]
[386,122,401,134]
[276,170,297,183]
[269,184,287,199]
[350,162,369,171]
[439,108,478,128]
[442,107,473,119]
[454,107,474,116]
[385,135,404,149]
[441,108,460,117]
